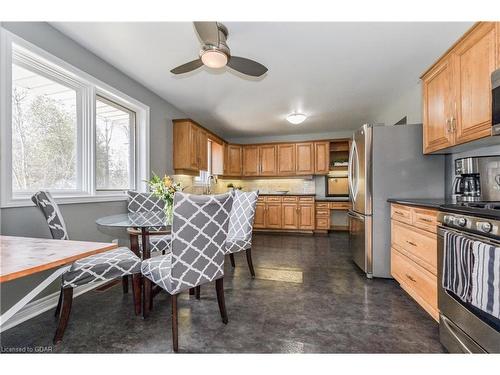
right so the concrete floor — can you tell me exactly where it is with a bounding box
[0,232,444,353]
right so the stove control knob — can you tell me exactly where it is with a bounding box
[456,217,467,227]
[478,221,492,233]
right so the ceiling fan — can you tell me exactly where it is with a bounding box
[170,22,268,77]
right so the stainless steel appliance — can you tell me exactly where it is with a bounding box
[326,175,349,197]
[492,68,500,136]
[437,204,500,353]
[347,124,445,278]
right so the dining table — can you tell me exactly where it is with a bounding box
[0,235,117,331]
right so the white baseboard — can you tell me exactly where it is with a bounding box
[0,280,108,332]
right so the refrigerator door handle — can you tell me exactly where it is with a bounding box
[348,140,359,202]
[347,210,364,221]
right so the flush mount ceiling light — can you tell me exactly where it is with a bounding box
[200,49,228,68]
[286,113,307,125]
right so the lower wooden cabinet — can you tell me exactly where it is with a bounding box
[391,203,439,321]
[253,195,315,232]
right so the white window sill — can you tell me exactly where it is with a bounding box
[1,194,129,208]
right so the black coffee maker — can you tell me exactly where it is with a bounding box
[452,157,481,202]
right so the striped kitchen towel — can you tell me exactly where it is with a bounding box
[471,241,500,319]
[443,231,474,302]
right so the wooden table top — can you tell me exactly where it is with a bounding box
[0,236,117,283]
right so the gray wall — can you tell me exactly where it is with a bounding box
[0,22,185,313]
[444,144,500,199]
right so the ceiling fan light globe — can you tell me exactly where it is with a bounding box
[201,50,228,69]
[286,113,307,125]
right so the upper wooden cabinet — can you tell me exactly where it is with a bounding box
[277,143,296,175]
[314,141,330,175]
[453,22,497,144]
[295,142,315,175]
[422,57,455,153]
[243,145,259,176]
[173,119,209,174]
[224,144,242,176]
[259,145,278,176]
[422,22,498,154]
[211,141,224,175]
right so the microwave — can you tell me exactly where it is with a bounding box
[492,68,500,136]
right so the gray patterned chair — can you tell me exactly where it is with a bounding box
[225,190,259,276]
[141,192,233,352]
[127,191,172,255]
[31,191,142,344]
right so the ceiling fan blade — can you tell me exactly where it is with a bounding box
[227,56,268,77]
[193,22,220,46]
[170,59,203,74]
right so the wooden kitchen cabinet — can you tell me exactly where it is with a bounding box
[453,22,497,144]
[243,145,259,176]
[259,145,278,176]
[266,203,282,229]
[421,22,498,154]
[282,203,299,229]
[298,198,315,230]
[277,143,296,175]
[295,142,315,175]
[211,141,224,175]
[224,144,242,176]
[173,119,209,174]
[314,141,330,174]
[422,57,455,153]
[391,203,438,321]
[254,201,266,229]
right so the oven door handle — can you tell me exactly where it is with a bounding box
[438,226,500,247]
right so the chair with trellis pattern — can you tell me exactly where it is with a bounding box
[141,192,233,352]
[31,191,142,344]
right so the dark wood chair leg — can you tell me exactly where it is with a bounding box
[229,253,236,268]
[245,248,256,278]
[143,278,152,319]
[171,294,179,353]
[195,285,201,300]
[53,287,73,344]
[54,287,63,318]
[189,288,195,295]
[215,278,228,324]
[132,274,142,316]
[122,276,129,294]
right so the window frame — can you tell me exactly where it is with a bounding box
[0,28,150,208]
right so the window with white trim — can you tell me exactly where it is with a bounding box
[0,30,150,207]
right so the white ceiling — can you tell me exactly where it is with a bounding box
[51,22,472,138]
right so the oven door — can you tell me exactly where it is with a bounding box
[438,227,500,353]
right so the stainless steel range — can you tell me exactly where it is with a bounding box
[438,201,500,353]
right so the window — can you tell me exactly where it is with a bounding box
[0,30,150,207]
[95,96,135,191]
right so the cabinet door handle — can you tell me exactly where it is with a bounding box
[405,274,416,283]
[445,118,451,133]
[406,240,417,247]
[394,210,405,216]
[419,217,432,223]
[451,117,457,132]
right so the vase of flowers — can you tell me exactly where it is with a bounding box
[147,173,182,224]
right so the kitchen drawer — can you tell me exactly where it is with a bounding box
[391,248,438,321]
[315,209,330,217]
[266,196,282,202]
[391,220,437,274]
[329,202,350,210]
[315,202,330,209]
[282,196,298,202]
[299,196,314,202]
[257,196,266,202]
[412,207,438,233]
[316,218,330,230]
[391,204,412,224]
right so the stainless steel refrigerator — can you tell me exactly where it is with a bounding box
[348,124,445,278]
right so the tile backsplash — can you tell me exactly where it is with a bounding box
[173,175,316,195]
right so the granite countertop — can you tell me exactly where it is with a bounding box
[315,196,350,202]
[387,198,448,209]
